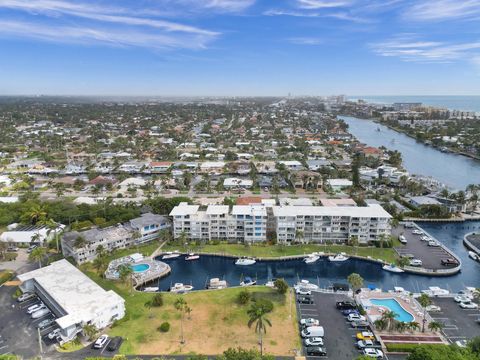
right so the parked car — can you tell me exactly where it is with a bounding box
[305,337,324,347]
[399,235,407,244]
[363,348,384,358]
[37,318,55,329]
[455,340,468,348]
[301,326,325,338]
[296,288,312,296]
[412,230,423,235]
[426,305,441,312]
[336,300,356,310]
[300,318,319,327]
[351,320,370,328]
[94,334,109,349]
[356,331,375,340]
[298,296,314,304]
[47,328,61,340]
[441,258,459,266]
[420,236,431,241]
[357,339,375,349]
[31,308,51,319]
[428,240,440,247]
[409,259,423,267]
[342,309,359,316]
[27,303,45,314]
[454,295,473,303]
[306,346,327,356]
[404,222,415,228]
[348,313,366,322]
[7,246,19,252]
[17,292,36,302]
[107,336,122,351]
[459,301,478,309]
[27,245,38,253]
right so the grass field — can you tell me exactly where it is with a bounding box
[161,242,400,264]
[81,263,299,356]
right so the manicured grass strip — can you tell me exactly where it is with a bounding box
[0,270,14,286]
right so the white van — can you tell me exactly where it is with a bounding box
[31,308,51,319]
[399,235,407,244]
[301,326,324,338]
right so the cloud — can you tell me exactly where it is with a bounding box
[296,0,354,9]
[404,0,480,21]
[371,35,480,63]
[263,8,370,22]
[287,37,324,45]
[197,0,256,11]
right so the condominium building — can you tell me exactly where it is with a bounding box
[62,213,170,264]
[273,204,391,244]
[170,202,267,242]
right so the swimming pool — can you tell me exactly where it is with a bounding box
[370,298,414,322]
[131,263,150,273]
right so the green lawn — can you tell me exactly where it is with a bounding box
[161,243,399,264]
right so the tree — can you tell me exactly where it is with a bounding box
[118,264,134,292]
[237,289,251,305]
[273,278,288,295]
[25,204,47,224]
[468,336,480,355]
[418,293,432,333]
[175,297,188,344]
[92,255,108,277]
[218,347,274,360]
[347,273,364,293]
[0,241,8,260]
[247,301,272,356]
[74,236,87,249]
[428,320,444,332]
[408,321,420,333]
[381,310,397,331]
[29,247,47,268]
[82,323,98,340]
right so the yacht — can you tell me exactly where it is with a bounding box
[295,279,319,291]
[170,283,194,293]
[382,264,404,273]
[162,251,181,259]
[265,278,277,288]
[422,286,450,297]
[185,253,200,261]
[240,276,256,286]
[207,278,228,290]
[328,253,349,262]
[304,254,320,264]
[235,257,256,266]
[469,251,479,261]
[143,287,159,292]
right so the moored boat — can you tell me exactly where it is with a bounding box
[170,283,194,293]
[185,253,200,261]
[328,253,349,262]
[304,254,320,264]
[207,278,228,289]
[143,287,159,292]
[162,251,181,259]
[295,279,319,291]
[382,264,404,273]
[469,251,479,261]
[235,257,256,266]
[422,286,450,296]
[240,276,256,286]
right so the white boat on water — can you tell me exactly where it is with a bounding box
[170,283,194,293]
[143,287,159,292]
[295,279,319,291]
[162,251,181,259]
[185,253,200,261]
[304,254,320,264]
[235,257,256,266]
[469,251,479,261]
[208,278,228,289]
[328,253,349,262]
[382,264,404,273]
[422,286,450,297]
[240,276,256,286]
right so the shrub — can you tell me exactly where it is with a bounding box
[237,289,251,305]
[253,298,274,313]
[151,293,163,307]
[158,322,170,332]
[273,278,289,294]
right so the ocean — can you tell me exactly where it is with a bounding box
[348,95,480,113]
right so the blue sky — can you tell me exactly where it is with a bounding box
[0,0,480,96]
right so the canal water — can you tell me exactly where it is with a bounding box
[339,116,480,190]
[155,221,480,293]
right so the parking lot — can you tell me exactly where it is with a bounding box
[296,291,384,360]
[429,297,480,344]
[393,223,456,270]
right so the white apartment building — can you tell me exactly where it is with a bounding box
[170,203,267,242]
[273,204,391,244]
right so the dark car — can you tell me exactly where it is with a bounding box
[441,258,459,266]
[341,309,359,316]
[336,301,356,310]
[306,346,327,356]
[107,336,122,351]
[298,296,314,304]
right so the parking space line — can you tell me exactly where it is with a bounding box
[100,340,111,354]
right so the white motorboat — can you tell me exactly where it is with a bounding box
[170,283,194,293]
[265,280,275,288]
[143,287,159,292]
[240,276,256,286]
[304,254,320,264]
[328,253,349,262]
[185,253,200,261]
[162,251,181,259]
[207,278,228,289]
[382,264,404,273]
[469,251,479,261]
[235,257,256,266]
[295,279,319,291]
[422,286,450,297]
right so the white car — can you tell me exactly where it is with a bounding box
[409,259,423,267]
[426,305,441,312]
[27,303,45,314]
[300,318,319,327]
[296,288,312,296]
[420,236,431,241]
[47,328,61,340]
[348,313,366,322]
[399,235,407,244]
[305,337,324,346]
[17,292,36,302]
[94,334,109,349]
[363,348,384,358]
[428,240,440,247]
[454,295,473,303]
[455,340,468,348]
[459,301,478,309]
[357,339,375,349]
[412,230,423,235]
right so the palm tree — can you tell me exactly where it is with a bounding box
[381,310,397,331]
[407,321,420,333]
[347,273,364,294]
[418,293,432,333]
[82,323,98,340]
[41,218,60,251]
[395,321,408,333]
[428,320,444,333]
[25,204,48,224]
[92,255,109,277]
[29,247,47,268]
[374,318,387,331]
[247,302,272,355]
[174,297,188,344]
[118,265,134,293]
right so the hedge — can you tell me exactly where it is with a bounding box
[386,343,448,353]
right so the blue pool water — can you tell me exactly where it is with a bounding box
[131,263,150,273]
[370,298,414,322]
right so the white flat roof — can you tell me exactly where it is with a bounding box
[231,205,267,216]
[169,203,200,216]
[206,205,230,215]
[273,204,391,218]
[18,259,124,328]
